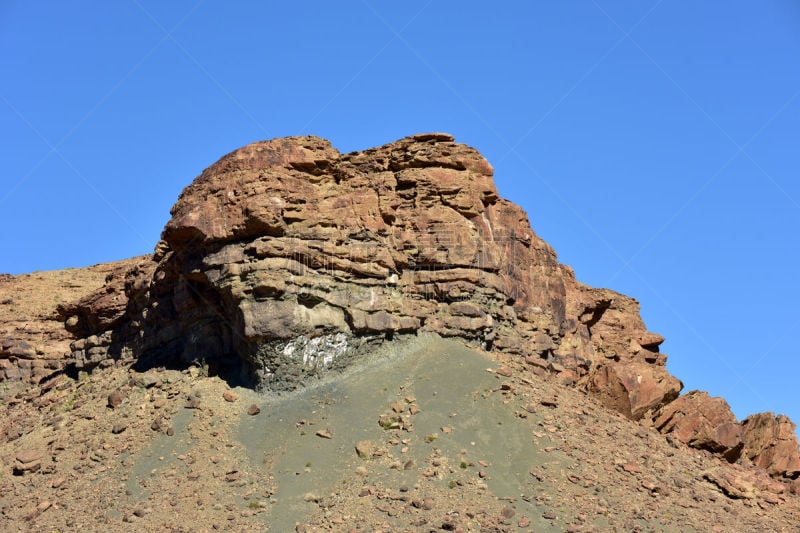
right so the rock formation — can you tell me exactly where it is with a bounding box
[2,133,798,490]
[742,413,800,479]
[0,259,141,384]
[653,390,743,462]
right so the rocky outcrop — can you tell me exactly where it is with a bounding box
[650,394,800,485]
[60,134,571,389]
[561,283,680,420]
[35,133,799,489]
[38,134,687,409]
[588,362,681,421]
[742,413,800,479]
[654,391,743,462]
[0,259,142,384]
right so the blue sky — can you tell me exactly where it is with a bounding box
[2,1,799,433]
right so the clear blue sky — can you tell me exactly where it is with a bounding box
[2,2,799,433]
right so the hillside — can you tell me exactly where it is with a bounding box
[0,134,797,531]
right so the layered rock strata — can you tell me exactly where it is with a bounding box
[8,133,797,488]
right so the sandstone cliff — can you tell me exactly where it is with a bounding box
[3,133,798,490]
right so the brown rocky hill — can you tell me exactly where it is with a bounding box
[0,134,798,530]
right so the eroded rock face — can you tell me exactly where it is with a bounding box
[11,133,800,489]
[0,259,143,384]
[654,391,743,462]
[741,413,800,479]
[562,283,679,418]
[589,362,682,421]
[60,134,575,389]
[57,135,680,397]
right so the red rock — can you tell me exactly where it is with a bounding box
[14,448,43,475]
[355,440,374,459]
[741,413,800,479]
[15,449,43,464]
[589,362,682,420]
[247,404,261,416]
[653,390,743,462]
[621,463,641,474]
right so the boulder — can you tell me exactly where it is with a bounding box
[653,391,743,462]
[588,362,682,420]
[14,448,44,475]
[741,413,800,479]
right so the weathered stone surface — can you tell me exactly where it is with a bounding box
[741,413,800,479]
[14,448,44,475]
[560,284,668,369]
[703,466,789,499]
[653,391,743,462]
[0,259,143,384]
[61,134,569,389]
[588,361,681,420]
[38,133,798,485]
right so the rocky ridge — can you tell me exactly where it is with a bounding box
[2,133,799,497]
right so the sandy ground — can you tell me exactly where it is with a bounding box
[0,335,798,532]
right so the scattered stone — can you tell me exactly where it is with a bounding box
[412,498,434,511]
[495,367,513,377]
[543,510,557,520]
[107,391,123,409]
[132,373,158,389]
[355,440,374,459]
[14,449,43,475]
[501,506,515,518]
[184,396,201,409]
[223,391,239,402]
[247,404,261,416]
[315,429,332,439]
[621,463,641,474]
[112,422,127,434]
[541,397,558,408]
